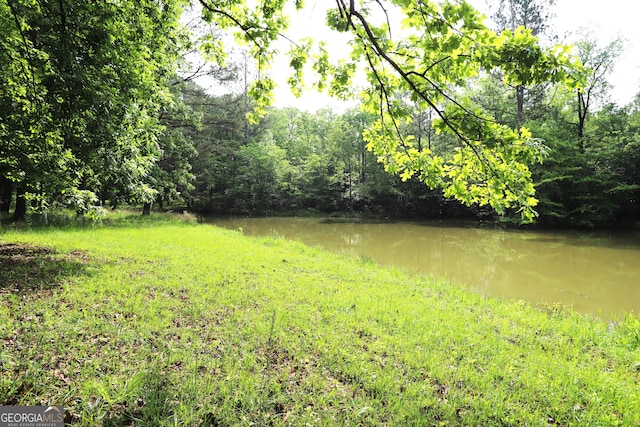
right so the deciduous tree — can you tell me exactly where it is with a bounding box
[0,0,190,219]
[573,32,623,147]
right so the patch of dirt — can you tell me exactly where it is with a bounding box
[0,243,54,257]
[0,242,91,293]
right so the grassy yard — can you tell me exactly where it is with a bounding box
[0,213,639,426]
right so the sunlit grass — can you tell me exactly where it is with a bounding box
[1,213,639,425]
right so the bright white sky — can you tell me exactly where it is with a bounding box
[268,0,640,110]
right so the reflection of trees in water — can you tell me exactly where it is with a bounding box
[208,217,640,318]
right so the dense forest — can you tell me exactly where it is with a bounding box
[1,0,639,228]
[177,80,640,228]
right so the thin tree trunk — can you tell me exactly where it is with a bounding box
[348,160,353,213]
[516,85,524,130]
[0,177,12,214]
[13,186,26,221]
[577,90,587,153]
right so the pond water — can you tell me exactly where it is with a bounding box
[207,217,640,320]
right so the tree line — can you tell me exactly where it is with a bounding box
[182,84,473,219]
[175,76,640,227]
[1,0,638,227]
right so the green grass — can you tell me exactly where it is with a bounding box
[1,213,639,425]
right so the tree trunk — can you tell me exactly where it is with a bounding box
[0,177,12,214]
[142,202,151,216]
[348,160,353,213]
[577,90,587,153]
[13,186,26,221]
[516,85,524,130]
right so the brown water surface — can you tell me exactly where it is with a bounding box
[208,217,640,319]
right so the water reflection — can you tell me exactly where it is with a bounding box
[208,217,640,320]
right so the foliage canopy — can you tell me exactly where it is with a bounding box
[197,0,584,221]
[1,0,190,217]
[1,0,585,221]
